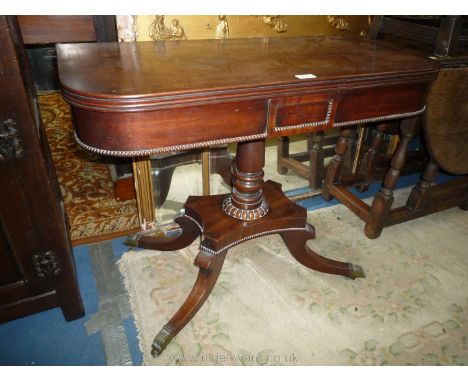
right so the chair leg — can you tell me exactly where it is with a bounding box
[358,123,388,176]
[309,131,324,189]
[406,159,439,210]
[322,127,354,200]
[365,117,418,238]
[277,136,290,175]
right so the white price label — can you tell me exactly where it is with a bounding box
[295,73,317,79]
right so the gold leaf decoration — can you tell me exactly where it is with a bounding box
[258,16,288,33]
[326,16,350,31]
[149,15,187,40]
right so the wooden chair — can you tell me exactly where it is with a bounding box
[277,16,468,197]
[277,131,352,190]
[368,16,468,57]
[322,16,468,238]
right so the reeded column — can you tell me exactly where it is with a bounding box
[223,139,269,220]
[132,156,156,227]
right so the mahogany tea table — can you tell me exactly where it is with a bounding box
[57,36,439,356]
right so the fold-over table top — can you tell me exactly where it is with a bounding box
[57,36,440,157]
[57,36,439,109]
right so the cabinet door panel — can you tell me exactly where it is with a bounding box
[0,16,84,323]
[0,224,22,287]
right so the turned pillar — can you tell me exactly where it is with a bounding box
[223,139,269,220]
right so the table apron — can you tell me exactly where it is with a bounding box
[71,83,430,156]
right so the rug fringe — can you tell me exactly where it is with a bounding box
[117,251,151,365]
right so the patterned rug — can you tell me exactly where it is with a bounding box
[119,188,468,365]
[38,93,139,244]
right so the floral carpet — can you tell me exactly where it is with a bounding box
[119,188,468,365]
[38,93,139,244]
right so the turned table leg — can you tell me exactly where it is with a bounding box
[343,129,356,176]
[358,123,388,175]
[355,123,389,192]
[322,126,354,200]
[365,117,418,238]
[277,136,290,175]
[406,158,439,210]
[309,131,325,189]
[223,139,269,220]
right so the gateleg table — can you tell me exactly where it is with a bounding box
[57,36,439,356]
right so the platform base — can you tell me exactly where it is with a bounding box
[127,180,364,357]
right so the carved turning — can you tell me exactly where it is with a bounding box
[0,119,23,161]
[224,140,269,220]
[358,123,389,176]
[365,117,418,238]
[230,166,265,210]
[222,196,269,221]
[381,119,418,197]
[322,126,354,200]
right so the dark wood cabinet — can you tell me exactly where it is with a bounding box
[0,16,84,323]
[17,15,117,92]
